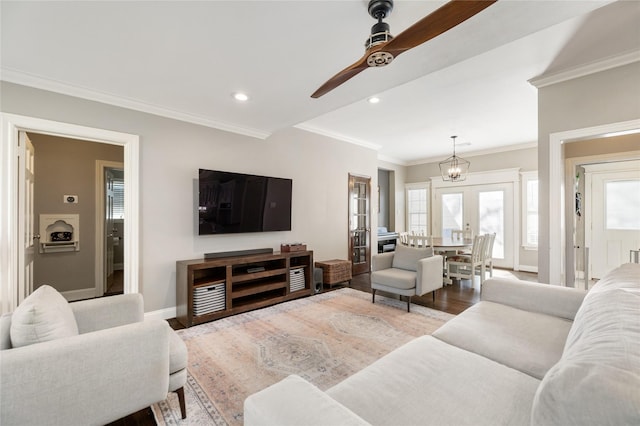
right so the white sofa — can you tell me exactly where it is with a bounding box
[244,263,640,425]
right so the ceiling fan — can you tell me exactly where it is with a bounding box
[311,0,497,98]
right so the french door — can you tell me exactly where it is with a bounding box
[348,174,371,275]
[434,183,514,268]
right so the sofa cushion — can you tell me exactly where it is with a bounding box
[9,285,79,348]
[371,268,416,290]
[531,263,640,425]
[433,301,573,379]
[328,335,540,426]
[391,244,432,271]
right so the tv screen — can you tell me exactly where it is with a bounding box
[198,168,292,235]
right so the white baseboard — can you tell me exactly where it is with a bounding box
[61,288,96,302]
[145,306,177,321]
[518,265,538,273]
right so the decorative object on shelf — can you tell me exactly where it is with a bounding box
[39,214,80,253]
[280,243,307,252]
[439,136,470,182]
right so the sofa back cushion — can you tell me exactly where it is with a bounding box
[531,263,640,425]
[9,285,79,348]
[391,244,433,271]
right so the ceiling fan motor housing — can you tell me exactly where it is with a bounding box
[365,0,394,66]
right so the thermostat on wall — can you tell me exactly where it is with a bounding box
[64,195,78,204]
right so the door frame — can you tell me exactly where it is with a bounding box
[96,161,125,297]
[547,118,640,286]
[0,113,139,313]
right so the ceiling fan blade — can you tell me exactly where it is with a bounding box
[311,56,370,98]
[384,0,497,58]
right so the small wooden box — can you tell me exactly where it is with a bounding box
[281,243,307,252]
[315,259,352,287]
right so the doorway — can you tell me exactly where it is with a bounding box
[348,174,372,276]
[0,113,139,314]
[98,164,125,296]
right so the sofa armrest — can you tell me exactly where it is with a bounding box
[0,319,170,426]
[481,278,587,320]
[416,255,444,296]
[372,252,394,272]
[244,375,370,426]
[71,293,144,333]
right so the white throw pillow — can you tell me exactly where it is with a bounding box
[392,244,433,271]
[10,285,79,348]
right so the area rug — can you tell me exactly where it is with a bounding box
[152,287,454,425]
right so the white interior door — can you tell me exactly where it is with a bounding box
[435,182,514,268]
[18,131,35,304]
[586,161,640,279]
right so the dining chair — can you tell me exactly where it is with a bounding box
[445,234,486,285]
[483,233,496,277]
[452,229,473,240]
[408,234,432,249]
[398,232,409,246]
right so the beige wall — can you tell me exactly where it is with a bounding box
[537,61,640,283]
[378,159,407,234]
[29,134,124,294]
[2,82,378,313]
[564,133,640,159]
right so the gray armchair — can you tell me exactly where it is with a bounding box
[371,244,444,312]
[0,291,187,425]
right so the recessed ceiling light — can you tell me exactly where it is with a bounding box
[368,96,380,104]
[233,92,249,102]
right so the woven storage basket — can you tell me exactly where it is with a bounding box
[315,259,352,287]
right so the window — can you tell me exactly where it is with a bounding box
[405,183,430,235]
[606,180,640,230]
[441,192,463,238]
[113,178,125,220]
[521,171,538,248]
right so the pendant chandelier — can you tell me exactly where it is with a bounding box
[439,136,470,182]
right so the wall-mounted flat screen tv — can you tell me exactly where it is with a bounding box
[198,168,292,235]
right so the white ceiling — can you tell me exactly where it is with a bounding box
[2,1,638,164]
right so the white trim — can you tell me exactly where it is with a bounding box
[410,142,538,166]
[145,307,178,321]
[295,123,382,151]
[520,171,539,250]
[60,288,96,302]
[529,50,640,89]
[547,119,640,286]
[518,265,538,273]
[0,113,140,314]
[95,160,124,298]
[430,168,520,189]
[1,68,270,140]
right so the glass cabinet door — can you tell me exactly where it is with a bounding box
[349,174,371,275]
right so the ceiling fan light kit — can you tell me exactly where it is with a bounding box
[439,136,470,182]
[311,0,497,98]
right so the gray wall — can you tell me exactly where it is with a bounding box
[378,160,406,234]
[29,134,124,293]
[377,169,389,230]
[2,82,378,313]
[537,61,640,283]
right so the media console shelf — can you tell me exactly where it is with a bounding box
[176,250,313,327]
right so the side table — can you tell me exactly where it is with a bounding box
[315,259,352,288]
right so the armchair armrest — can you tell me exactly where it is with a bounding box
[71,293,144,333]
[481,278,587,320]
[244,375,370,426]
[0,319,170,426]
[372,252,394,272]
[416,255,444,296]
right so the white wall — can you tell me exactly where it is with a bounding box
[537,61,640,283]
[1,82,378,314]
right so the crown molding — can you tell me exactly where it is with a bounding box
[0,68,270,140]
[377,153,408,166]
[528,49,640,89]
[294,123,382,151]
[407,141,538,166]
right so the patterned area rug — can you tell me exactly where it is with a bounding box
[152,287,454,425]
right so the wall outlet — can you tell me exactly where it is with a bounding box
[64,195,78,204]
